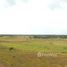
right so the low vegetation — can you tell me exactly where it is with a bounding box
[0,35,67,67]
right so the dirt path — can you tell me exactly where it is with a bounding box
[0,63,6,67]
[0,61,7,67]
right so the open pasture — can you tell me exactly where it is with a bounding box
[0,36,67,67]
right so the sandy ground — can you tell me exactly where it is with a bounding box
[0,64,5,67]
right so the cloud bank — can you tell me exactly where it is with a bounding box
[0,0,67,34]
[49,0,67,10]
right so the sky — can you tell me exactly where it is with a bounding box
[0,0,67,35]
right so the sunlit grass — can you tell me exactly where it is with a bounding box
[0,37,67,67]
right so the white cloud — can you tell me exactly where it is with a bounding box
[0,0,67,34]
[49,0,67,10]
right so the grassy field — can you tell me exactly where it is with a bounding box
[0,36,67,67]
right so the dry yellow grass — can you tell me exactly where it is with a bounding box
[0,36,67,67]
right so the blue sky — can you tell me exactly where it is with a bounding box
[0,0,67,34]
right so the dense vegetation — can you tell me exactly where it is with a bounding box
[0,35,67,39]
